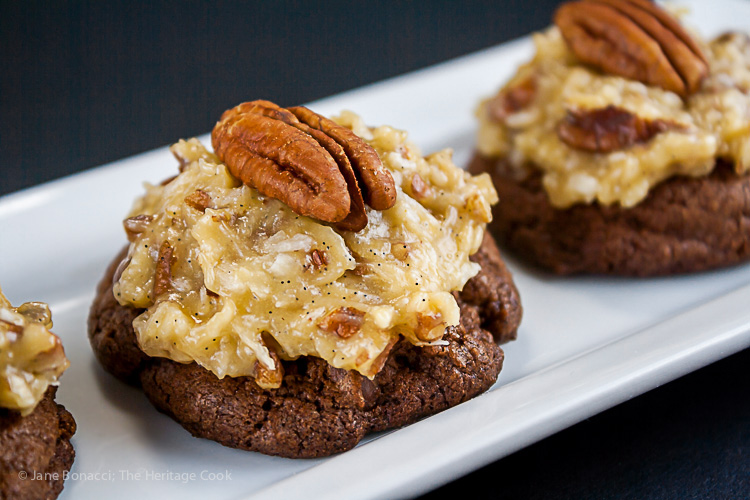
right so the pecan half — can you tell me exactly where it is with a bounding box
[288,106,396,211]
[212,100,396,231]
[557,105,681,152]
[554,0,708,97]
[317,307,365,339]
[286,108,368,231]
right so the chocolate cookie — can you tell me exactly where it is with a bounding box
[470,154,750,276]
[88,233,521,458]
[0,387,76,500]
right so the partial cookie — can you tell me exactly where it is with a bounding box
[472,3,750,276]
[470,155,750,276]
[0,387,76,500]
[89,234,521,458]
[1,286,75,499]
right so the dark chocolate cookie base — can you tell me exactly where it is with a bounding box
[88,234,522,458]
[0,387,76,500]
[470,154,750,276]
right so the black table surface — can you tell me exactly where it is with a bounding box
[1,1,748,498]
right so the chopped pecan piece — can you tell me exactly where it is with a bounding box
[306,249,328,270]
[123,214,154,242]
[410,173,434,200]
[488,76,537,122]
[556,105,680,152]
[171,148,191,172]
[317,307,365,339]
[153,241,174,297]
[184,189,212,212]
[211,100,396,232]
[415,312,445,342]
[715,31,750,47]
[554,0,708,97]
[255,333,284,389]
[365,335,399,377]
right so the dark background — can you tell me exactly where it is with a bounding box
[1,1,748,498]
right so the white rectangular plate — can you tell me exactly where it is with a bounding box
[1,1,749,498]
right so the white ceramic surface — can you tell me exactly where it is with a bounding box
[1,1,749,498]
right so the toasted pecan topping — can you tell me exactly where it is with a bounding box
[211,100,396,231]
[317,307,366,339]
[410,173,435,200]
[556,105,681,152]
[123,214,154,242]
[254,334,284,389]
[366,335,399,377]
[288,106,397,211]
[153,241,174,298]
[554,0,708,97]
[307,249,329,270]
[488,76,537,122]
[415,312,445,342]
[184,189,212,212]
